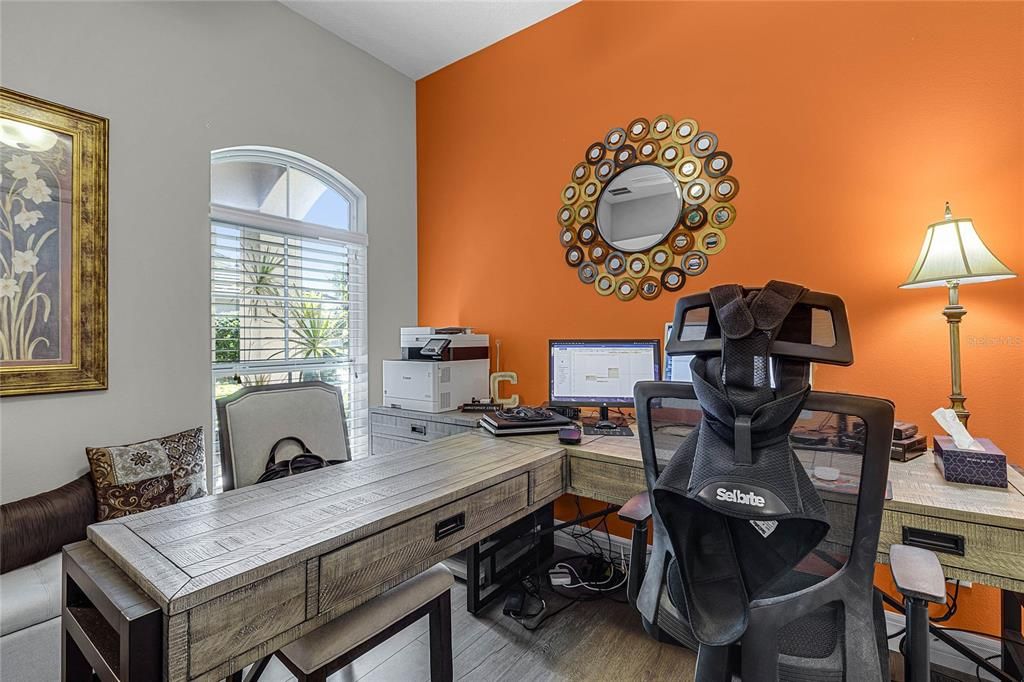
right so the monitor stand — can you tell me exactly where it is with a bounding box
[582,407,633,436]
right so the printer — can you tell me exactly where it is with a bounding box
[383,327,490,413]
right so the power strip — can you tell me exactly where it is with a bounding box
[548,568,572,586]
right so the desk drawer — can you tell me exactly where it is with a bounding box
[371,411,475,443]
[878,510,1024,582]
[531,457,565,504]
[189,565,306,677]
[568,455,646,505]
[371,433,421,456]
[318,474,530,613]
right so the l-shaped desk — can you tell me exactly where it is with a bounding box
[63,430,1024,681]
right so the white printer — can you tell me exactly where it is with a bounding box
[383,327,490,413]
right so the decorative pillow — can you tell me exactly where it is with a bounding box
[86,427,207,521]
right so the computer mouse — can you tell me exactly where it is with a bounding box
[558,426,582,445]
[813,466,840,481]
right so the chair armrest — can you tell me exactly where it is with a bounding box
[890,544,946,604]
[618,493,652,525]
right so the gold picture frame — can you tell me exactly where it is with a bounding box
[0,88,108,395]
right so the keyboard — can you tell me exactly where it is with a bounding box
[583,425,634,437]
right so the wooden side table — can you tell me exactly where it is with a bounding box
[62,541,161,681]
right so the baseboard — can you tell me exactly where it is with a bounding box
[884,611,1003,681]
[554,519,1004,681]
[552,521,641,566]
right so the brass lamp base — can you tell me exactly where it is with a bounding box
[943,281,970,426]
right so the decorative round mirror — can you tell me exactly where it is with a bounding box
[558,114,739,300]
[596,165,682,253]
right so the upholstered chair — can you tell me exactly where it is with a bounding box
[217,381,454,682]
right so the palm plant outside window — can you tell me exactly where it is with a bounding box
[210,147,368,473]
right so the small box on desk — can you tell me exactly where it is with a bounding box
[933,436,1008,488]
[891,434,927,462]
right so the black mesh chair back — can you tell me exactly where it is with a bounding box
[634,381,894,681]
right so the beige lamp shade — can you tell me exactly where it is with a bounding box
[900,204,1017,289]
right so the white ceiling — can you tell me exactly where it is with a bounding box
[281,0,579,80]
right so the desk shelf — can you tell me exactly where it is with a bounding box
[62,541,161,682]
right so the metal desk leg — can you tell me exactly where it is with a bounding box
[537,502,555,564]
[62,625,92,682]
[465,503,555,614]
[1002,589,1023,679]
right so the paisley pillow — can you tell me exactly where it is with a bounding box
[86,427,207,521]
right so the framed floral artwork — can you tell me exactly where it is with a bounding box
[0,88,107,396]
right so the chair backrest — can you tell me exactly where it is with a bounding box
[216,381,350,491]
[634,382,894,680]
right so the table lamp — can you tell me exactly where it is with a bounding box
[899,203,1017,425]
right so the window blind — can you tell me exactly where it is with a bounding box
[210,219,368,471]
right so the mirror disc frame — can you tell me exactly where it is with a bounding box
[595,273,615,295]
[559,114,737,301]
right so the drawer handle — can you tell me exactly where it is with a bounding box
[411,424,427,436]
[435,513,466,541]
[902,527,965,556]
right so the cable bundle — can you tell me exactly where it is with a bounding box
[504,498,629,632]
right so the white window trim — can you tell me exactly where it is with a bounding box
[210,146,370,467]
[211,145,368,239]
[210,204,368,247]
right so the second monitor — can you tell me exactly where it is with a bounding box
[548,339,661,436]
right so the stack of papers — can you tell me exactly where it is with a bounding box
[479,411,571,436]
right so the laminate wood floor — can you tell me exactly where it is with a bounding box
[254,580,697,682]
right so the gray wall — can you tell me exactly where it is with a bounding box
[0,1,417,501]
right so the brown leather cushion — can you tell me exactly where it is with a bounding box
[1,474,96,574]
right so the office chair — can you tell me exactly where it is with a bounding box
[217,381,454,682]
[618,286,946,682]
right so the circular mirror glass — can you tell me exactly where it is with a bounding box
[596,164,682,253]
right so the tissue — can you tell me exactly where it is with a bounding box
[930,408,1008,487]
[931,408,984,451]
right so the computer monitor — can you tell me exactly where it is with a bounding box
[663,316,707,383]
[664,317,810,387]
[549,339,660,426]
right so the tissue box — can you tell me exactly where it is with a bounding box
[933,436,1007,488]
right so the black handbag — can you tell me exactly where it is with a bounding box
[255,436,344,484]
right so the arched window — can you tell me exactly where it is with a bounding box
[210,147,368,464]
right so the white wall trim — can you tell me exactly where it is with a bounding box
[553,518,644,568]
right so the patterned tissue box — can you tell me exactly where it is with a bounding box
[933,436,1008,488]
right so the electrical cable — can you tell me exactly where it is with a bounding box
[976,653,1001,682]
[505,499,631,632]
[931,580,960,624]
[495,406,557,421]
[934,627,1016,645]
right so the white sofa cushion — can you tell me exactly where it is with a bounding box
[0,553,61,637]
[280,563,453,674]
[0,616,60,682]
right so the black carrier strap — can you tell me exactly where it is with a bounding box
[709,280,806,465]
[651,280,831,648]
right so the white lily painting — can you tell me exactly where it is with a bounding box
[0,122,71,364]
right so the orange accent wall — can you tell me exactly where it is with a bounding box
[417,1,1023,636]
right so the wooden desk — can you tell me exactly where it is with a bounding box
[73,434,564,682]
[513,431,1024,679]
[67,430,1024,681]
[544,433,1024,593]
